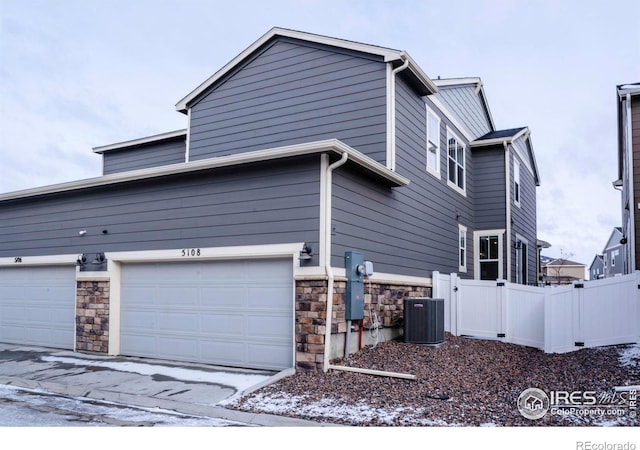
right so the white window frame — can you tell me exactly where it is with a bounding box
[459,224,467,273]
[426,107,441,178]
[447,127,466,196]
[473,230,505,281]
[514,158,521,207]
[515,234,529,285]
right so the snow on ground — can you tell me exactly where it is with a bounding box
[0,384,246,426]
[618,342,640,369]
[40,355,272,393]
[235,391,459,426]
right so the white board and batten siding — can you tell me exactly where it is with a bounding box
[119,258,294,370]
[0,265,76,349]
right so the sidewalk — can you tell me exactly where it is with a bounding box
[0,343,326,426]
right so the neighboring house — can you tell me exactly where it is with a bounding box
[0,27,540,372]
[540,255,586,285]
[602,227,626,277]
[589,255,605,280]
[614,82,640,274]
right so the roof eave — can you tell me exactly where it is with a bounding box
[1,139,409,202]
[93,129,187,154]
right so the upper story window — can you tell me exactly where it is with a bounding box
[514,158,521,207]
[426,107,440,177]
[459,224,467,273]
[447,128,466,195]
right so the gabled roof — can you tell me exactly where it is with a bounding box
[175,27,438,113]
[432,77,496,132]
[471,126,541,186]
[541,255,586,267]
[603,226,624,251]
[589,254,604,270]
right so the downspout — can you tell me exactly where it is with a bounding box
[504,141,512,282]
[322,152,348,372]
[386,57,410,171]
[185,108,192,162]
[321,151,415,381]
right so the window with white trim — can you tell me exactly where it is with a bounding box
[426,107,440,177]
[514,158,521,207]
[459,224,467,273]
[447,129,465,194]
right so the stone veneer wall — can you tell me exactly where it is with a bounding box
[295,277,432,371]
[76,280,110,353]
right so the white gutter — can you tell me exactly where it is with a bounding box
[504,141,512,282]
[386,58,410,171]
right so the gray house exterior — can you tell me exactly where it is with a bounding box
[601,227,626,278]
[589,255,605,280]
[0,28,540,372]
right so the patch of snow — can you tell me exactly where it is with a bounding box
[618,342,640,369]
[40,355,271,392]
[231,391,461,426]
[480,422,497,427]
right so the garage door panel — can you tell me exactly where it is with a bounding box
[120,258,293,370]
[0,266,75,349]
[200,340,247,364]
[158,312,198,331]
[199,287,247,307]
[199,314,245,335]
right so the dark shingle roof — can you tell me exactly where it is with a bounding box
[476,127,527,141]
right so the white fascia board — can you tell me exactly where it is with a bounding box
[92,129,187,154]
[175,27,406,112]
[429,95,474,142]
[401,52,439,95]
[0,254,78,267]
[296,266,432,286]
[433,77,482,88]
[617,85,640,97]
[0,139,409,202]
[106,243,305,264]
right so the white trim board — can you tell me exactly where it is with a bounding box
[93,129,187,154]
[0,254,78,267]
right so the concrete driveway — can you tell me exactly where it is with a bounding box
[0,343,317,426]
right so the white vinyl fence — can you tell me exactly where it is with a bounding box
[432,271,640,353]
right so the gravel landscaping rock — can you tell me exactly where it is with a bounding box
[227,333,640,426]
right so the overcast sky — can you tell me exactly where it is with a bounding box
[1,0,639,272]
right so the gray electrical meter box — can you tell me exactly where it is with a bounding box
[345,251,365,320]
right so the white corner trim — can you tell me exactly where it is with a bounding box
[185,108,192,162]
[0,254,78,267]
[92,129,187,154]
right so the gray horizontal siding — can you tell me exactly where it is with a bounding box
[433,85,491,140]
[0,156,321,264]
[102,137,186,175]
[510,140,537,283]
[473,147,506,230]
[189,37,387,164]
[331,78,476,277]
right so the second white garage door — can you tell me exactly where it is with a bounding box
[120,258,294,370]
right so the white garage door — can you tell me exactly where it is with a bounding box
[0,266,76,349]
[120,258,294,370]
